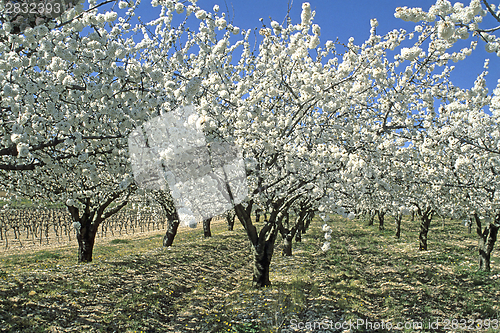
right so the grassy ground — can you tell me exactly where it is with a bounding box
[0,215,499,332]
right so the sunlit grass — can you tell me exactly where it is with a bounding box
[0,215,499,332]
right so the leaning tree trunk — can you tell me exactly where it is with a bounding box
[203,217,212,238]
[163,218,180,247]
[395,213,402,239]
[473,213,499,272]
[252,225,279,287]
[419,208,434,251]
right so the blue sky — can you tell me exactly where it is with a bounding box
[126,0,500,93]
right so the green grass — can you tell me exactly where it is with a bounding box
[109,238,131,244]
[0,216,499,332]
[33,251,62,260]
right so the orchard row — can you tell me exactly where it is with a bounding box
[0,0,499,286]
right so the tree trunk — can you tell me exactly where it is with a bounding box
[203,217,212,238]
[302,211,314,234]
[295,229,302,242]
[367,210,375,226]
[234,202,280,288]
[77,222,97,263]
[281,228,294,256]
[252,225,278,287]
[282,234,293,256]
[395,213,402,239]
[226,210,235,231]
[378,210,385,231]
[419,208,433,251]
[278,209,306,257]
[255,209,261,223]
[68,194,129,263]
[473,213,499,272]
[284,212,290,229]
[163,218,180,247]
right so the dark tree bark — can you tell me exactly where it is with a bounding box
[253,225,278,286]
[77,219,97,263]
[163,217,180,247]
[68,193,129,263]
[367,210,376,226]
[280,210,306,256]
[281,230,294,256]
[378,210,385,231]
[295,228,302,242]
[395,213,402,239]
[284,211,290,229]
[473,213,499,271]
[147,190,179,247]
[281,211,293,254]
[226,210,236,231]
[203,217,212,238]
[255,208,262,223]
[418,207,434,251]
[257,209,269,222]
[467,217,472,234]
[235,202,280,288]
[302,210,314,234]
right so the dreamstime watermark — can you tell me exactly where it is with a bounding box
[128,104,248,227]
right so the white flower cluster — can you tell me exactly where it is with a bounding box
[492,81,500,116]
[72,222,81,231]
[321,223,332,252]
[195,9,207,20]
[175,2,184,14]
[437,20,455,40]
[400,46,422,61]
[301,2,312,28]
[395,0,499,57]
[394,6,435,22]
